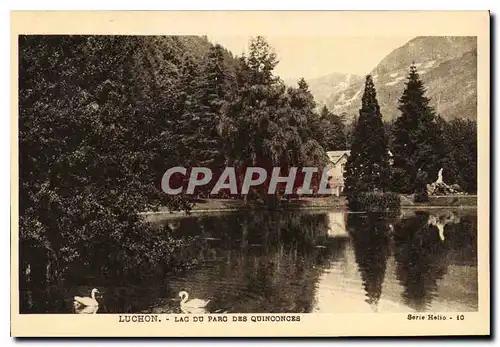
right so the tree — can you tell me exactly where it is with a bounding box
[414,168,429,202]
[440,119,477,193]
[180,44,229,172]
[392,64,445,194]
[316,105,348,150]
[219,37,329,203]
[343,75,392,201]
[286,78,327,168]
[348,213,391,309]
[18,36,197,287]
[218,37,284,202]
[219,37,279,198]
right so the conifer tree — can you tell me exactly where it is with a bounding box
[195,44,229,169]
[316,105,348,150]
[392,64,444,194]
[287,78,327,167]
[343,75,391,200]
[175,54,202,167]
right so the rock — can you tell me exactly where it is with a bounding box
[427,181,465,196]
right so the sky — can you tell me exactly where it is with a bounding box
[207,35,415,80]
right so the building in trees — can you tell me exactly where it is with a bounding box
[326,150,350,197]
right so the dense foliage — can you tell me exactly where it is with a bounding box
[391,64,445,194]
[18,34,478,295]
[218,37,336,204]
[19,36,219,286]
[347,192,401,212]
[343,75,393,210]
[413,169,430,202]
[385,64,477,195]
[316,106,349,150]
[439,118,477,194]
[19,35,350,287]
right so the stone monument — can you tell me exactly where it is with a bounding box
[426,167,464,195]
[436,168,443,184]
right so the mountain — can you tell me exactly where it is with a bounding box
[284,73,362,108]
[322,36,477,122]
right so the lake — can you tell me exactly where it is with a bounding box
[19,208,478,314]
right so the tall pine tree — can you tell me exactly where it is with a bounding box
[392,64,444,194]
[343,75,391,200]
[175,54,202,167]
[195,44,230,169]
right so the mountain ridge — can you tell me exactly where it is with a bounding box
[314,36,477,122]
[284,73,363,109]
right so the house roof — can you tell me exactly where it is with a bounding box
[326,150,350,165]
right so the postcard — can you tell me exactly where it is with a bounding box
[10,10,490,337]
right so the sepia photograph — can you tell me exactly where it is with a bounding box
[10,11,490,337]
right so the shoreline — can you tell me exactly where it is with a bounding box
[141,195,478,218]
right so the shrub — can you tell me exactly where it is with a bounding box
[347,191,401,212]
[413,169,429,203]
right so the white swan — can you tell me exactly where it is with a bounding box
[74,304,99,314]
[179,291,210,309]
[73,288,100,313]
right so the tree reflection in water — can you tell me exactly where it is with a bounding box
[20,209,477,314]
[347,213,391,311]
[392,212,449,312]
[161,211,337,313]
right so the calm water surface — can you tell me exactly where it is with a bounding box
[20,208,478,314]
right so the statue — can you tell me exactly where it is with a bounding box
[436,168,444,184]
[426,167,464,196]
